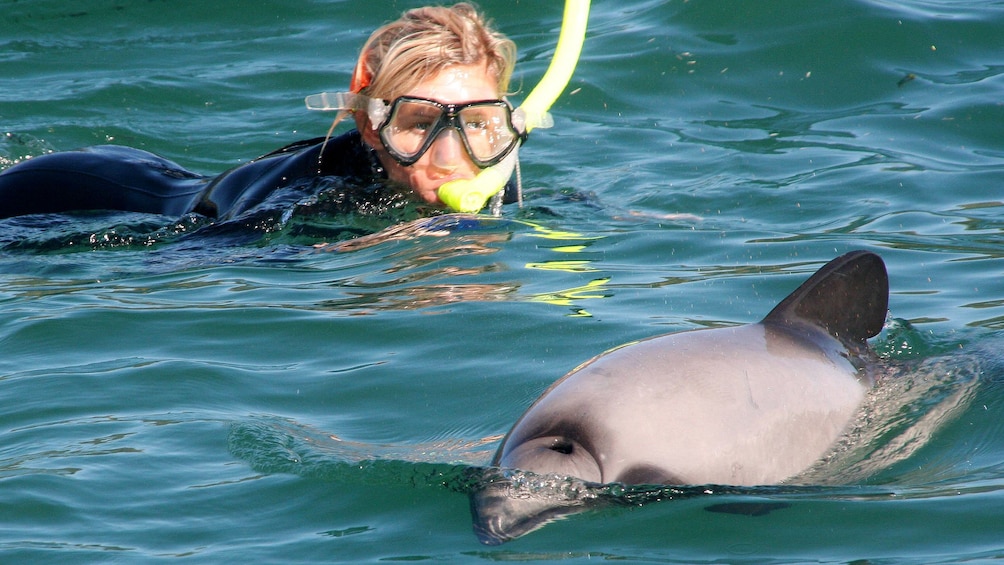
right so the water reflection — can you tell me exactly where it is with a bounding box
[311,215,613,315]
[318,283,520,313]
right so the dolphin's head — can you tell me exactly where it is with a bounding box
[470,421,606,544]
[469,431,687,544]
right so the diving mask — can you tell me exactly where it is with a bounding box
[305,92,523,168]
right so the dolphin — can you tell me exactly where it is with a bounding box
[470,250,889,544]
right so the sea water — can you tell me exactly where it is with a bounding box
[2,1,1004,562]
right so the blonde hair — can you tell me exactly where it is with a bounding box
[355,3,516,99]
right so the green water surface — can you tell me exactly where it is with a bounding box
[2,1,1004,562]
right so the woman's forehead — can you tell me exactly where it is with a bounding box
[398,63,499,104]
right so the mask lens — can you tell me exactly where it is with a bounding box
[458,103,517,165]
[383,99,445,161]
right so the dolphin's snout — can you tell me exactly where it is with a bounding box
[469,483,522,545]
[471,513,511,546]
[469,469,597,544]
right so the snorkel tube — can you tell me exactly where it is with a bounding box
[437,0,590,213]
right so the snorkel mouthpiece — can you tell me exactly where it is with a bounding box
[438,150,517,213]
[437,179,498,213]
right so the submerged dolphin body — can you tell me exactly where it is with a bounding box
[471,250,889,544]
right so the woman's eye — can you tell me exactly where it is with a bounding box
[395,111,439,133]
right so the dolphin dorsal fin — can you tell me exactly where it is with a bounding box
[763,250,888,349]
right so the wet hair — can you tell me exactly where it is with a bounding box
[354,3,517,100]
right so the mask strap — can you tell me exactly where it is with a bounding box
[350,49,372,94]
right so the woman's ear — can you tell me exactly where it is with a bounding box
[354,112,383,150]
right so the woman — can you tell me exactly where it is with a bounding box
[0,4,519,226]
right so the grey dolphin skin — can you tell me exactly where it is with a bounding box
[470,250,889,544]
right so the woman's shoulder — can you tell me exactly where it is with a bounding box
[252,130,375,178]
[256,129,361,156]
[257,137,326,158]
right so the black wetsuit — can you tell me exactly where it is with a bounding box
[0,130,386,221]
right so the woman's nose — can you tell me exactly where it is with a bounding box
[429,128,465,171]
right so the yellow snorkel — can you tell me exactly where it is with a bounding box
[437,0,591,213]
